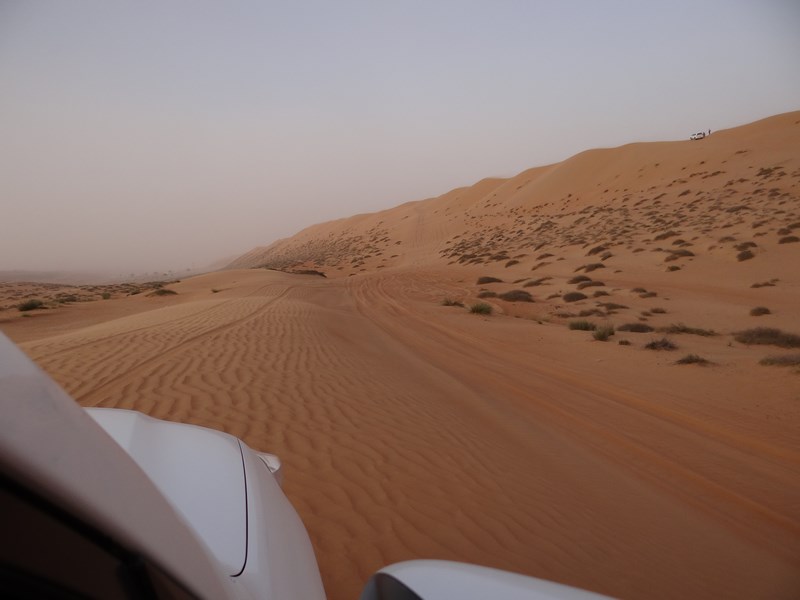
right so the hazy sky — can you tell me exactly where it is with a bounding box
[1,1,798,275]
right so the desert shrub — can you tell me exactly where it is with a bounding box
[666,265,681,272]
[654,230,679,241]
[737,250,754,261]
[676,354,710,365]
[719,235,736,243]
[645,337,677,351]
[734,328,800,348]
[18,299,44,312]
[499,289,533,302]
[523,277,549,287]
[477,291,497,298]
[149,288,177,296]
[211,288,221,293]
[563,292,588,302]
[469,302,493,315]
[582,263,605,273]
[537,252,554,259]
[578,309,605,317]
[568,275,592,284]
[618,323,654,333]
[778,235,800,244]
[651,307,667,314]
[751,281,776,288]
[441,298,464,307]
[587,245,607,256]
[660,323,715,336]
[631,287,647,293]
[597,302,628,310]
[750,306,771,316]
[618,339,631,346]
[505,259,520,268]
[639,291,658,298]
[759,354,800,367]
[734,241,757,251]
[58,295,78,304]
[101,292,111,300]
[569,320,596,331]
[664,249,694,262]
[577,280,604,290]
[477,276,503,285]
[593,325,615,341]
[592,290,609,297]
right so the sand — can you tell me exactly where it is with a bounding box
[2,112,799,599]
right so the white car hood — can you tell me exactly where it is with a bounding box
[87,408,247,576]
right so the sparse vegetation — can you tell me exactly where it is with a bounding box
[477,291,497,298]
[441,298,464,307]
[618,339,631,346]
[778,235,799,244]
[477,276,503,285]
[470,302,493,315]
[101,292,111,300]
[651,307,667,314]
[498,289,534,302]
[750,306,771,316]
[735,328,800,348]
[149,288,178,297]
[569,320,596,331]
[660,323,715,336]
[645,337,677,351]
[676,354,710,365]
[597,302,628,310]
[577,280,604,290]
[593,325,615,341]
[18,299,44,312]
[759,354,800,367]
[505,259,520,267]
[563,292,588,302]
[736,249,755,261]
[568,275,592,284]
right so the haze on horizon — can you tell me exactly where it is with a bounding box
[1,1,798,276]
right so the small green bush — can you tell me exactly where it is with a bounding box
[18,299,44,312]
[470,302,493,315]
[569,320,596,331]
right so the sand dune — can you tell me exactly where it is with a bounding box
[2,112,799,599]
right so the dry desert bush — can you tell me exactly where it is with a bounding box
[750,306,771,316]
[498,290,534,302]
[563,292,588,302]
[676,354,710,365]
[660,324,716,336]
[568,320,596,331]
[645,337,677,350]
[476,276,503,284]
[469,302,493,315]
[735,328,800,348]
[593,325,615,341]
[759,354,800,367]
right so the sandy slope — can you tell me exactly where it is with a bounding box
[3,112,800,599]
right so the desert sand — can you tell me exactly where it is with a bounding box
[2,112,799,599]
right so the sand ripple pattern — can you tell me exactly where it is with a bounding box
[17,271,800,600]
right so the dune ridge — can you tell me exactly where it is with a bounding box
[2,112,799,599]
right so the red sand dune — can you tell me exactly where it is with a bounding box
[2,112,799,599]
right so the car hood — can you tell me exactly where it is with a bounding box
[87,408,247,576]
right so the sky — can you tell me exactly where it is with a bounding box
[1,1,799,276]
